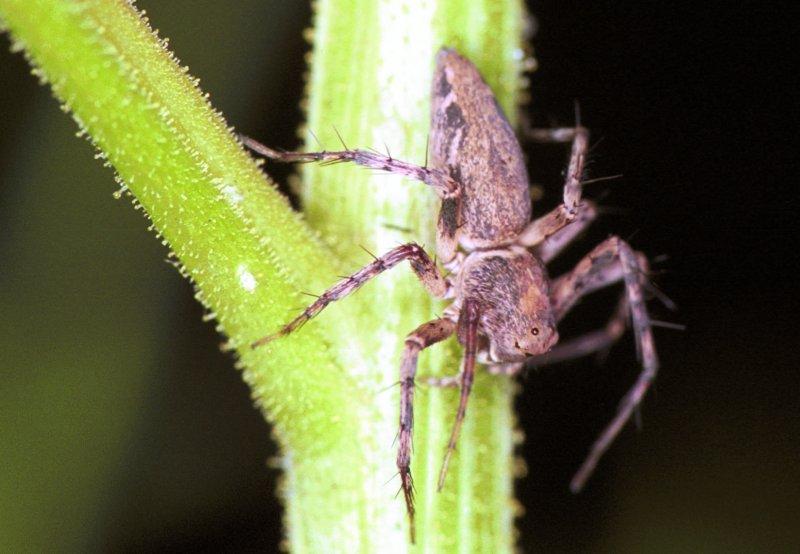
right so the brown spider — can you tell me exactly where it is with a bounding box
[243,48,658,541]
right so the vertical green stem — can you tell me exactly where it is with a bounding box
[300,1,527,551]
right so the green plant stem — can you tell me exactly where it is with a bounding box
[0,0,527,550]
[301,2,525,548]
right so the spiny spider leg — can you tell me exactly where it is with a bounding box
[546,236,657,492]
[550,240,649,321]
[522,200,598,257]
[251,243,448,348]
[533,201,597,263]
[518,125,590,248]
[398,318,457,543]
[437,298,480,492]
[241,135,459,199]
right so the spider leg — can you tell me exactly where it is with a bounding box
[517,125,590,248]
[252,243,448,347]
[242,135,463,263]
[398,318,457,543]
[437,298,480,492]
[551,124,589,218]
[547,237,658,492]
[522,201,598,261]
[241,135,459,199]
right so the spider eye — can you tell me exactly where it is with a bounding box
[530,327,539,336]
[514,340,521,349]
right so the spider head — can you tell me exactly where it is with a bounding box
[514,318,559,357]
[487,312,558,362]
[490,312,558,360]
[461,247,559,362]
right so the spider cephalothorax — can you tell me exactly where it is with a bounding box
[245,48,659,542]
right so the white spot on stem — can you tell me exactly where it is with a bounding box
[237,264,258,292]
[222,184,243,204]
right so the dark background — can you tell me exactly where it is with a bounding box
[0,1,795,552]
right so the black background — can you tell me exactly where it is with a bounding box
[0,1,795,552]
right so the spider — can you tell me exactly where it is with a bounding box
[243,48,659,540]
